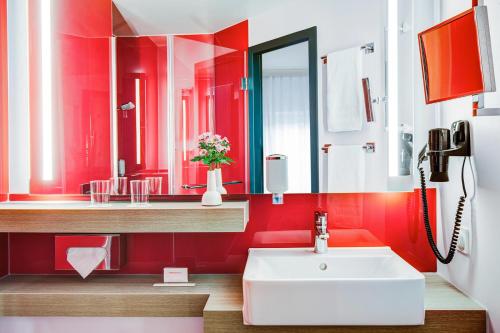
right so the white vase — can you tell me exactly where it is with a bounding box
[202,170,222,206]
[215,168,227,195]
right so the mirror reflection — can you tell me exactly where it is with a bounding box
[115,36,168,194]
[11,0,440,196]
[262,42,312,193]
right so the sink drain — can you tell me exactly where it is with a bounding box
[319,263,327,271]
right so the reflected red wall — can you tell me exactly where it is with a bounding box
[172,22,248,195]
[173,35,216,194]
[116,36,168,189]
[214,21,248,193]
[8,189,437,274]
[29,0,112,194]
[0,0,8,201]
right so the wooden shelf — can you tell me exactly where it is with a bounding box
[0,274,239,317]
[0,273,485,332]
[0,201,249,233]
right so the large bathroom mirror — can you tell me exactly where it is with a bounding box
[13,0,440,196]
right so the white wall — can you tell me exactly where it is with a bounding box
[410,0,440,189]
[249,0,389,192]
[438,0,500,332]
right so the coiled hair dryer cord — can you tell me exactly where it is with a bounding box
[418,157,467,264]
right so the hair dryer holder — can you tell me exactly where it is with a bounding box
[418,120,471,165]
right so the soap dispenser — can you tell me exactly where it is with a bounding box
[265,154,288,204]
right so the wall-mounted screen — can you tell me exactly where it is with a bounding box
[418,5,495,104]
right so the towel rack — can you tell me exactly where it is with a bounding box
[321,143,375,154]
[321,42,374,64]
[182,180,243,190]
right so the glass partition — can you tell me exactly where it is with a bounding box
[28,0,113,194]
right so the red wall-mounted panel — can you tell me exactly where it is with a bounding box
[419,7,486,104]
[28,0,112,194]
[0,0,8,201]
[9,190,437,275]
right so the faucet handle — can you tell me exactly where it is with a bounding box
[315,211,328,226]
[314,211,328,235]
[314,211,330,254]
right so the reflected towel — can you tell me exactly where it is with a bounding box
[327,145,365,192]
[326,47,363,132]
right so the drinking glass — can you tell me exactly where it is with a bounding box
[146,176,162,195]
[110,176,128,195]
[90,180,111,206]
[130,180,150,206]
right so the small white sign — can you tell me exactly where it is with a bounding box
[163,267,189,283]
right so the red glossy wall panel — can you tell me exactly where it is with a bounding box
[214,21,248,194]
[8,190,437,275]
[116,36,168,190]
[29,0,112,194]
[0,0,8,201]
[0,233,7,277]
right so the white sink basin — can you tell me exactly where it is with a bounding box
[243,247,425,326]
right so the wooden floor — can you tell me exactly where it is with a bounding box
[0,273,486,333]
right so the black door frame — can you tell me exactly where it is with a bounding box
[248,26,319,193]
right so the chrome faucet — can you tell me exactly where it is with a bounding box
[314,211,329,254]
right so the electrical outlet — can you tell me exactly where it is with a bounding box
[457,228,471,255]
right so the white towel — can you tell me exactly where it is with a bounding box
[66,247,107,279]
[327,145,365,192]
[326,47,364,132]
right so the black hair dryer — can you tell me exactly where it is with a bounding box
[418,120,471,264]
[419,120,471,182]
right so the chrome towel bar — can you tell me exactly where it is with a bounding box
[321,143,375,154]
[182,180,243,190]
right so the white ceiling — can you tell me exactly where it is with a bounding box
[113,0,297,35]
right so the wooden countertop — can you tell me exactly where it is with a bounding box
[0,201,249,233]
[0,273,485,332]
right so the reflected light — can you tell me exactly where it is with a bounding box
[111,38,118,177]
[208,89,214,133]
[41,0,53,181]
[182,99,187,161]
[387,0,399,177]
[135,78,141,164]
